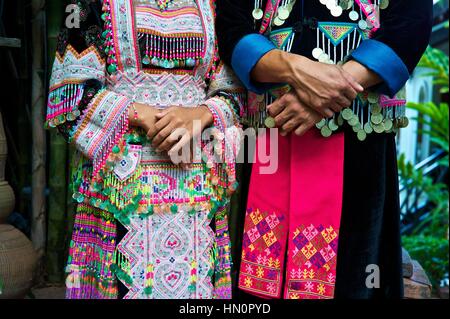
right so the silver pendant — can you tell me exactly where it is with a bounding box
[252,8,264,20]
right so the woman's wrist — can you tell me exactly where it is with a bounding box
[129,103,149,127]
[129,103,139,126]
[199,105,214,128]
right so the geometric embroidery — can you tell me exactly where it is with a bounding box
[269,27,294,49]
[286,224,339,299]
[239,208,287,298]
[318,22,357,46]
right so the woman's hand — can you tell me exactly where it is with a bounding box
[149,106,214,154]
[252,50,364,118]
[267,91,322,136]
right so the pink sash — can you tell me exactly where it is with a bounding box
[238,129,345,299]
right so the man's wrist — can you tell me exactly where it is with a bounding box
[282,52,306,86]
[342,60,381,89]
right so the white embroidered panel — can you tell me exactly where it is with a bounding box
[50,45,105,89]
[107,71,207,107]
[118,209,214,299]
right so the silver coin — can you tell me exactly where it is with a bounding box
[371,104,382,114]
[328,119,339,131]
[342,108,353,120]
[318,53,330,63]
[367,92,379,103]
[380,0,389,10]
[337,113,344,126]
[357,129,367,141]
[371,113,383,125]
[348,116,359,127]
[316,118,327,129]
[349,10,359,21]
[321,126,332,137]
[358,19,368,30]
[373,123,385,133]
[331,6,343,17]
[384,118,393,131]
[312,48,324,60]
[252,8,264,20]
[278,6,290,20]
[273,16,284,26]
[364,122,373,134]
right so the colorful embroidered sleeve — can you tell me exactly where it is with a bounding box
[46,0,132,176]
[203,62,246,195]
[350,0,433,96]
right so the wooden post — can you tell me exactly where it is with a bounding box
[46,0,69,284]
[30,0,47,265]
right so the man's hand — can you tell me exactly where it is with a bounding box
[148,106,213,154]
[342,60,382,89]
[267,91,322,136]
[251,50,364,118]
[285,54,364,117]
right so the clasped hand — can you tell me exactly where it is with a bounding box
[130,103,213,160]
[258,51,365,136]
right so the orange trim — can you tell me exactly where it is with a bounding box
[142,68,194,76]
[55,44,105,64]
[136,28,204,38]
[72,90,108,142]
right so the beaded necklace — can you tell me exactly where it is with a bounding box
[133,0,206,70]
[134,0,196,11]
[253,0,388,29]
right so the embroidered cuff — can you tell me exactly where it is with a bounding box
[46,83,85,129]
[231,34,277,94]
[203,97,241,193]
[46,79,103,130]
[349,39,409,97]
[204,96,239,131]
[71,89,131,177]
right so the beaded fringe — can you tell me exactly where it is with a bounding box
[138,31,205,69]
[46,84,84,128]
[65,202,118,299]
